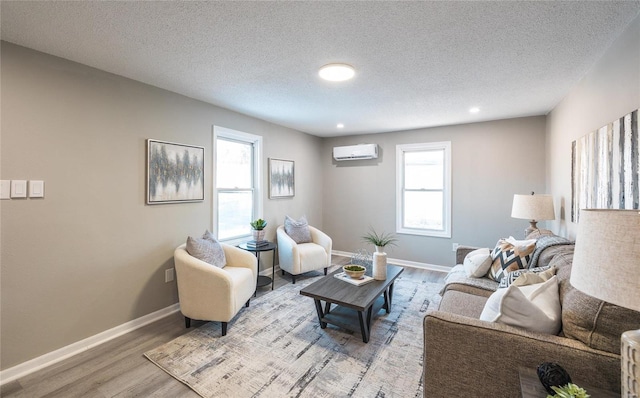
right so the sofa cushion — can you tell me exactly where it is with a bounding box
[489,237,536,282]
[284,215,312,243]
[463,248,493,277]
[498,265,555,288]
[186,230,226,268]
[479,276,561,335]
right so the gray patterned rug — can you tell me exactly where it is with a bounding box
[144,269,443,398]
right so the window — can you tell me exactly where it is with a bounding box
[213,126,262,242]
[396,142,451,238]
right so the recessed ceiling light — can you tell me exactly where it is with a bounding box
[319,64,355,82]
[469,107,480,113]
[337,123,344,129]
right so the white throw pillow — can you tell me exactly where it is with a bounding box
[463,248,493,277]
[479,276,561,335]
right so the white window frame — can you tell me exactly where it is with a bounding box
[212,126,263,245]
[396,141,451,238]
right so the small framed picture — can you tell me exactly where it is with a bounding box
[147,139,205,204]
[269,158,294,199]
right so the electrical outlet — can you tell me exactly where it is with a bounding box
[165,268,174,283]
[452,243,459,252]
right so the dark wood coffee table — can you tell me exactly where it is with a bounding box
[300,265,404,343]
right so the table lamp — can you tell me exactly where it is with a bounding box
[570,209,639,397]
[511,192,555,237]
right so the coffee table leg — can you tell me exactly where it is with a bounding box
[324,301,332,314]
[358,311,370,343]
[383,289,391,314]
[313,299,327,329]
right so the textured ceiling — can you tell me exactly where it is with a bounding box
[2,1,639,137]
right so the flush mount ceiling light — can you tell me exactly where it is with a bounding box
[469,107,480,113]
[337,123,344,129]
[319,64,355,82]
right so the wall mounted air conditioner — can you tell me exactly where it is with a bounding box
[333,144,378,161]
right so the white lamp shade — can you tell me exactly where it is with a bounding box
[511,194,555,221]
[570,209,640,312]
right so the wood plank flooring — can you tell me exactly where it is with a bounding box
[1,255,446,398]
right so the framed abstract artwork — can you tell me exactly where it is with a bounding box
[269,158,294,199]
[571,109,639,222]
[147,139,205,204]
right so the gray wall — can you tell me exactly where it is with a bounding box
[322,116,547,267]
[0,42,322,369]
[546,15,640,239]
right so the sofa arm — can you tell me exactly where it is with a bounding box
[456,245,480,264]
[423,310,620,397]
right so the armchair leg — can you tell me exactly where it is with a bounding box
[324,267,327,275]
[246,299,250,308]
[221,322,228,336]
[185,317,191,328]
[292,274,296,284]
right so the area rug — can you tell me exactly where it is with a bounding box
[144,270,443,398]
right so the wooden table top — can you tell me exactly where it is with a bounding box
[300,265,404,311]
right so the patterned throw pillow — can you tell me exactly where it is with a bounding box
[284,215,312,244]
[186,230,226,268]
[489,237,536,282]
[498,266,555,288]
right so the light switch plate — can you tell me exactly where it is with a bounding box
[29,180,44,198]
[0,180,10,200]
[10,180,27,198]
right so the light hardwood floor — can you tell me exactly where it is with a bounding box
[1,255,446,398]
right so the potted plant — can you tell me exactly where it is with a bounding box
[362,227,398,253]
[362,227,398,281]
[250,218,267,242]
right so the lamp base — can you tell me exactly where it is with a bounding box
[622,328,639,397]
[524,220,539,238]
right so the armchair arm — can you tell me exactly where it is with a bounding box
[309,226,332,268]
[423,310,620,397]
[222,243,257,280]
[277,226,299,273]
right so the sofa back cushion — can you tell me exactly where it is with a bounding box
[554,252,640,354]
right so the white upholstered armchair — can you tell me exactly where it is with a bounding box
[277,225,332,284]
[174,243,257,336]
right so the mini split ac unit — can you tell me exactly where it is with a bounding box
[332,144,378,161]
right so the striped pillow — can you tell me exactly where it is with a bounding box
[489,237,536,282]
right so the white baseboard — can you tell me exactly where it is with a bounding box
[0,303,180,386]
[332,250,451,274]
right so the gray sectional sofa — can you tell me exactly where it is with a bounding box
[423,232,640,397]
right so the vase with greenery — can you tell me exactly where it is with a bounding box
[250,218,267,242]
[362,227,397,280]
[362,227,398,253]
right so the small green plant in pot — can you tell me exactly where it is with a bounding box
[250,218,267,242]
[250,219,267,230]
[546,383,590,398]
[362,227,398,253]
